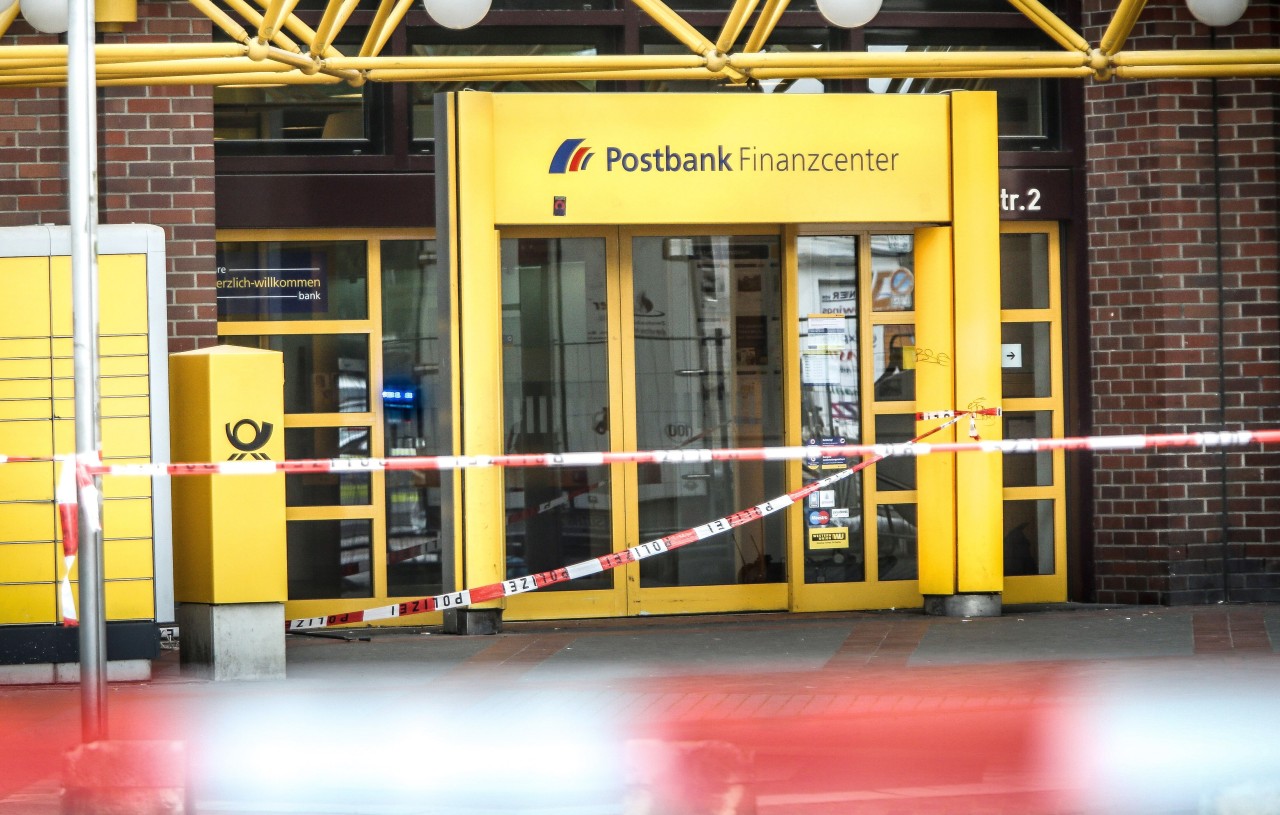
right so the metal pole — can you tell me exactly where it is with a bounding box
[69,0,107,742]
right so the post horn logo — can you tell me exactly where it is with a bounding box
[225,419,274,461]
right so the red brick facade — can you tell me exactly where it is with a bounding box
[0,1,217,352]
[1083,0,1280,603]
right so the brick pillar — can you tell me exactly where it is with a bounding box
[1083,0,1280,603]
[0,1,217,353]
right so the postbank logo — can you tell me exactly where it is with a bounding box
[548,138,595,173]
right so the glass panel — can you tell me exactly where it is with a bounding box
[882,0,1024,8]
[872,324,915,401]
[876,503,918,581]
[1000,232,1051,310]
[382,240,447,597]
[287,519,373,599]
[216,241,368,322]
[410,42,599,149]
[490,0,615,7]
[797,235,864,585]
[213,34,377,154]
[869,234,915,312]
[666,0,816,10]
[285,427,372,506]
[222,334,370,414]
[865,32,1057,148]
[385,470,444,597]
[214,84,369,142]
[501,237,612,590]
[1000,321,1052,398]
[874,413,916,491]
[1003,411,1054,487]
[642,31,828,93]
[1003,498,1055,576]
[634,235,785,588]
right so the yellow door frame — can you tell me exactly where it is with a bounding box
[999,221,1068,604]
[216,227,423,625]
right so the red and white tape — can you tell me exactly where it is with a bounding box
[54,452,104,627]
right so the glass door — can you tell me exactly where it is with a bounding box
[789,231,924,612]
[626,231,788,614]
[500,228,789,619]
[499,231,626,619]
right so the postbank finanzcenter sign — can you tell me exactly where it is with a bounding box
[473,93,956,225]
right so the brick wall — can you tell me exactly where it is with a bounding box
[0,1,217,352]
[1083,0,1280,603]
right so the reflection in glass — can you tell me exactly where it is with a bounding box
[634,235,785,588]
[502,238,612,590]
[866,37,1054,147]
[797,236,864,585]
[872,324,916,401]
[1001,321,1052,398]
[642,32,827,93]
[382,240,447,597]
[410,43,598,148]
[869,234,915,312]
[1003,411,1054,487]
[876,503,918,581]
[287,519,373,599]
[1004,499,1054,576]
[222,334,370,414]
[213,82,370,145]
[285,427,371,507]
[874,413,917,491]
[665,0,816,9]
[1001,233,1051,310]
[216,241,368,322]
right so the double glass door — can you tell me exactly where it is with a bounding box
[500,228,788,618]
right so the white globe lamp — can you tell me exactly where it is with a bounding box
[816,0,881,29]
[422,0,491,30]
[1186,0,1248,26]
[19,0,70,33]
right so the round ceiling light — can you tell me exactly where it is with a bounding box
[422,0,491,30]
[815,0,882,29]
[20,0,70,33]
[1186,0,1248,26]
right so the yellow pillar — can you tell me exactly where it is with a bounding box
[949,92,1004,600]
[448,93,505,618]
[914,226,957,596]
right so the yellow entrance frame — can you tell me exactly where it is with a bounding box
[445,91,1001,616]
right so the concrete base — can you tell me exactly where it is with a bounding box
[0,659,151,686]
[62,740,188,815]
[442,608,502,635]
[177,602,284,680]
[924,593,1002,618]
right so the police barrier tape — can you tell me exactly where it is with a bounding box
[37,415,1280,629]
